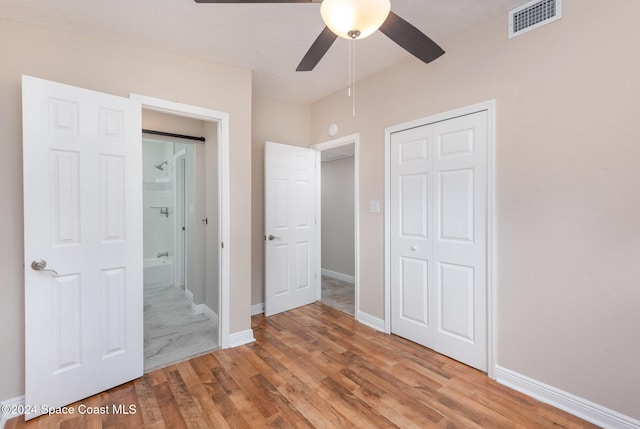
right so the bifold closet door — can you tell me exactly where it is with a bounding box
[390,111,488,371]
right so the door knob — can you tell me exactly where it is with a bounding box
[411,246,418,251]
[31,259,59,276]
[267,234,281,241]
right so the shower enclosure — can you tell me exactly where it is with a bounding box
[142,138,192,290]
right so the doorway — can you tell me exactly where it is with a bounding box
[312,135,360,318]
[133,93,231,368]
[141,127,219,371]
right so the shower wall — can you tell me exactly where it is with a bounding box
[143,139,175,262]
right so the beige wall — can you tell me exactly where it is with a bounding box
[142,109,206,137]
[0,19,252,400]
[251,96,311,305]
[310,0,640,419]
[321,156,355,277]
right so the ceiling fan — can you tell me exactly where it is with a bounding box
[194,0,445,71]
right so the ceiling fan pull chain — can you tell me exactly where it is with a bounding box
[349,39,356,117]
[347,40,352,98]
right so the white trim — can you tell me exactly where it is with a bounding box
[384,127,392,335]
[1,396,25,428]
[251,303,265,315]
[321,268,355,284]
[496,366,640,429]
[192,303,218,325]
[384,100,497,377]
[228,329,256,347]
[202,305,219,324]
[311,133,360,324]
[185,288,195,305]
[172,149,187,295]
[130,93,231,349]
[357,311,386,333]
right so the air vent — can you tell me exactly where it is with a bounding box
[509,0,562,39]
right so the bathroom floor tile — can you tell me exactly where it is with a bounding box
[144,285,218,372]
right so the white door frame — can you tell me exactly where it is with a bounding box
[173,149,187,291]
[384,100,497,378]
[311,134,360,320]
[130,94,231,349]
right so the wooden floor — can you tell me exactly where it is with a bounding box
[8,303,597,429]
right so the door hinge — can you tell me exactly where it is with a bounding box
[221,242,224,249]
[202,217,208,225]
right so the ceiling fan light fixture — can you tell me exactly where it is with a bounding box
[321,0,391,40]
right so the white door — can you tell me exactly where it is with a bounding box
[23,75,143,419]
[390,111,488,371]
[265,141,317,316]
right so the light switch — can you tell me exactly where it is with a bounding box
[370,200,381,213]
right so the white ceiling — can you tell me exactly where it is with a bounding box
[0,0,529,103]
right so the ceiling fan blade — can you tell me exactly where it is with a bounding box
[194,0,312,3]
[296,27,338,71]
[379,11,445,64]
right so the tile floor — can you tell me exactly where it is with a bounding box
[320,275,355,316]
[144,285,218,372]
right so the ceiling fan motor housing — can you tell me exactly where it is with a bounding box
[321,0,391,39]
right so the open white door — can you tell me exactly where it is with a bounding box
[22,75,143,419]
[264,141,317,316]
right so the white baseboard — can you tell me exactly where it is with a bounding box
[251,303,265,316]
[1,395,25,429]
[496,366,640,429]
[202,305,219,324]
[192,302,204,314]
[228,329,255,348]
[185,288,194,305]
[321,268,355,284]
[191,301,218,326]
[356,311,386,333]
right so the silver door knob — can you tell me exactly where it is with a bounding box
[31,259,59,276]
[267,234,281,241]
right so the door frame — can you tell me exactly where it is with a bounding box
[384,100,497,378]
[173,148,187,291]
[131,94,231,348]
[311,134,360,320]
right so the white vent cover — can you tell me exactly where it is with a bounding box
[509,0,562,38]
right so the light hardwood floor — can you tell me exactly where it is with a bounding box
[8,303,597,428]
